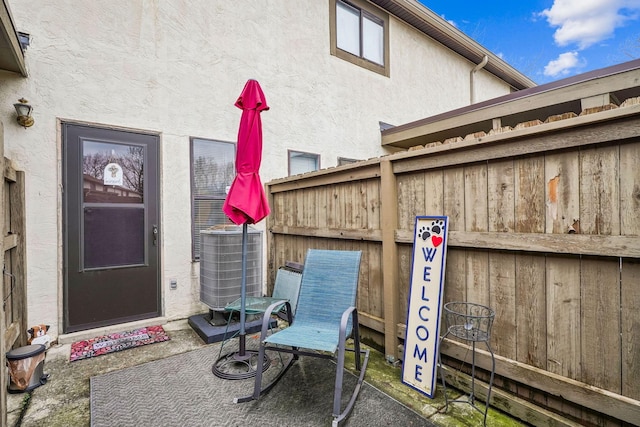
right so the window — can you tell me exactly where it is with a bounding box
[337,157,360,166]
[288,150,320,176]
[191,138,235,260]
[330,0,389,76]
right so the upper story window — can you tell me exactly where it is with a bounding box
[289,150,320,176]
[330,0,389,76]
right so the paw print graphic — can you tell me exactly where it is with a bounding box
[418,226,430,240]
[418,220,445,240]
[430,219,444,236]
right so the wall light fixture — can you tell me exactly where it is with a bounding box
[13,98,34,128]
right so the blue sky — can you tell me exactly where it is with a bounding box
[419,0,640,84]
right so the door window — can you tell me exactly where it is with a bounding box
[82,140,146,269]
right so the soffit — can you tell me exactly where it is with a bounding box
[0,0,26,76]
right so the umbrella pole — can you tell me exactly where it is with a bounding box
[212,223,271,378]
[238,222,248,357]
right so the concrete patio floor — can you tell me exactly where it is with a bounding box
[7,318,528,427]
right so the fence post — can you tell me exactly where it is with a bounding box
[380,158,399,362]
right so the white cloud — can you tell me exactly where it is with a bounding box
[440,14,457,27]
[543,51,584,76]
[540,0,640,49]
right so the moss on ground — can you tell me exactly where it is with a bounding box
[344,341,527,426]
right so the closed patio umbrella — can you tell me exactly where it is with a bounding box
[222,79,270,226]
[216,79,270,378]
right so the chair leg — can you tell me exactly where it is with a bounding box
[331,309,370,427]
[234,301,296,404]
[333,339,347,419]
[331,345,370,427]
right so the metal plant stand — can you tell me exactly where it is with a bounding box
[439,302,496,426]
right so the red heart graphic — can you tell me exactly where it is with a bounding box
[432,236,443,247]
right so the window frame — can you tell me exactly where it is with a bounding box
[329,0,390,77]
[288,149,321,176]
[190,137,235,261]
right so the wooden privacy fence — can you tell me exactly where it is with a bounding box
[0,123,28,427]
[265,103,640,426]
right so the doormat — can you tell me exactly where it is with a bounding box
[69,325,170,362]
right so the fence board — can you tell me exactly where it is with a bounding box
[365,179,380,230]
[423,169,444,215]
[296,188,305,227]
[398,245,412,327]
[514,254,547,406]
[464,163,489,306]
[546,255,582,420]
[3,247,11,327]
[513,154,547,401]
[488,159,515,232]
[443,167,464,231]
[316,185,327,230]
[357,241,370,314]
[366,243,383,319]
[489,252,516,359]
[620,143,640,235]
[579,146,619,235]
[621,259,640,401]
[515,156,545,233]
[442,167,466,315]
[513,156,547,367]
[545,152,579,234]
[338,184,347,229]
[443,248,466,304]
[546,261,582,370]
[580,258,621,392]
[273,190,285,227]
[396,172,425,231]
[620,141,640,407]
[356,181,366,229]
[464,163,488,232]
[488,160,516,359]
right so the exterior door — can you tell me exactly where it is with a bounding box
[63,123,160,333]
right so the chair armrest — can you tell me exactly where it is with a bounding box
[339,306,357,343]
[257,299,293,342]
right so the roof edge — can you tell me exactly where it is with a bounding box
[0,0,27,76]
[382,58,640,137]
[371,0,536,90]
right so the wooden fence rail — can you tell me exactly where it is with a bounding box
[265,105,640,426]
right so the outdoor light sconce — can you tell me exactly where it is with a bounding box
[13,98,34,128]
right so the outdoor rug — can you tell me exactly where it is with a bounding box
[70,325,170,362]
[90,344,432,427]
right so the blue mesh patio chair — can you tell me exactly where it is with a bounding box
[215,265,303,359]
[235,249,369,427]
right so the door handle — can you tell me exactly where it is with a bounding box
[152,225,158,246]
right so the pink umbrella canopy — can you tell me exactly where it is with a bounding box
[223,79,270,224]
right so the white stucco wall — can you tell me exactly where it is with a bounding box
[0,0,515,339]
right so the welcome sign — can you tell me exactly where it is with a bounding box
[402,215,449,397]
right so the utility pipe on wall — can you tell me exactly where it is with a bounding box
[470,55,489,104]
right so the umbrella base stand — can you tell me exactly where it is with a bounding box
[212,350,270,380]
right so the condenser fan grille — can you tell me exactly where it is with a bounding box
[199,226,262,310]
